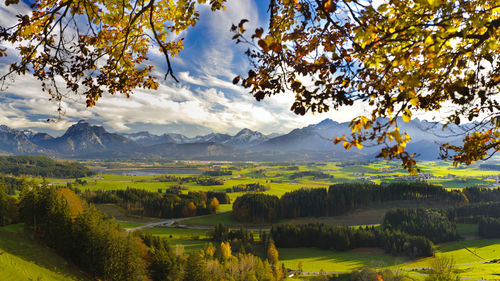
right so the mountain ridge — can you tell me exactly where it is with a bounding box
[0,118,464,161]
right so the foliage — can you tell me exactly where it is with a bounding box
[267,239,279,265]
[142,231,281,281]
[0,156,93,178]
[382,208,458,243]
[289,171,334,180]
[232,193,280,223]
[1,0,225,109]
[19,184,148,280]
[84,187,227,218]
[232,0,500,171]
[0,179,18,225]
[233,182,466,223]
[478,216,500,238]
[271,223,434,257]
[425,256,459,281]
[203,170,233,176]
[227,182,270,193]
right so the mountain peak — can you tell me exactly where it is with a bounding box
[235,128,255,136]
[314,118,337,128]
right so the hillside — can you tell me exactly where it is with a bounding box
[0,224,90,281]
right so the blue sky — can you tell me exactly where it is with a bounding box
[0,0,372,137]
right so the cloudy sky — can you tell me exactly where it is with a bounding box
[0,0,375,137]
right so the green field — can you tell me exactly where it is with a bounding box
[142,227,211,252]
[279,247,404,273]
[0,224,90,281]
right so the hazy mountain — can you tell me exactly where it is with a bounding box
[143,142,240,158]
[40,120,138,154]
[122,131,178,146]
[0,118,469,161]
[28,132,55,146]
[187,133,232,144]
[0,125,44,154]
[222,128,269,146]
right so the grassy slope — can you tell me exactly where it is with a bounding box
[279,247,405,273]
[0,224,90,281]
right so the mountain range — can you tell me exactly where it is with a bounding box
[0,119,466,161]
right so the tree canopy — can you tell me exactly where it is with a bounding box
[2,0,499,171]
[233,0,500,171]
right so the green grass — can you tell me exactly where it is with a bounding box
[278,247,405,272]
[0,224,90,281]
[143,227,211,252]
[182,211,241,226]
[115,221,145,229]
[396,238,500,280]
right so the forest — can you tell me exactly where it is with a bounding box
[233,182,468,223]
[271,223,434,257]
[84,187,229,218]
[0,156,94,178]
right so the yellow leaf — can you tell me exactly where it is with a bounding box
[356,142,363,149]
[409,98,419,106]
[402,109,412,122]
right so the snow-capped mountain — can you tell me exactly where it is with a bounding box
[222,128,269,146]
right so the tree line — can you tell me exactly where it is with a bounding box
[271,223,433,257]
[382,208,458,243]
[289,171,334,180]
[233,182,467,223]
[154,175,224,185]
[478,216,500,238]
[227,182,270,193]
[0,155,94,178]
[19,184,148,280]
[84,187,229,218]
[202,170,232,176]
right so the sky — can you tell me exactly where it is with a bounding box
[0,0,383,137]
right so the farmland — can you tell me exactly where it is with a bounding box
[6,159,500,280]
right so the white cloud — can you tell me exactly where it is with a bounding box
[0,1,450,139]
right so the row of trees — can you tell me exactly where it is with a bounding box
[289,171,334,180]
[478,216,500,238]
[461,187,500,203]
[445,202,500,223]
[154,175,224,186]
[227,183,270,193]
[233,182,466,223]
[232,193,280,223]
[382,209,458,243]
[84,188,228,218]
[0,156,94,178]
[271,224,433,257]
[202,170,232,176]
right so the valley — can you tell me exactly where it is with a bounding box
[2,158,498,280]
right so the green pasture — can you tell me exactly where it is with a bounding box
[278,247,404,273]
[0,224,90,281]
[396,238,500,280]
[182,211,242,226]
[142,227,211,252]
[116,221,145,229]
